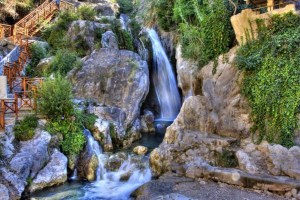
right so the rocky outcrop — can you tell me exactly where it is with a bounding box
[236,140,300,180]
[101,30,118,49]
[28,149,68,193]
[150,47,300,193]
[68,20,110,52]
[0,130,51,199]
[133,173,285,200]
[69,48,149,148]
[93,119,113,152]
[36,56,54,76]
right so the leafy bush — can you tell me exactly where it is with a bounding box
[14,115,39,141]
[146,0,233,68]
[236,12,300,147]
[46,119,86,156]
[38,75,74,121]
[112,20,134,51]
[26,42,48,77]
[77,5,96,21]
[117,0,134,14]
[50,49,81,76]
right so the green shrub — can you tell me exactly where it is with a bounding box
[117,0,134,14]
[77,5,96,21]
[50,49,81,76]
[26,42,48,77]
[236,12,300,147]
[46,119,86,156]
[112,20,134,51]
[14,115,39,141]
[38,75,74,121]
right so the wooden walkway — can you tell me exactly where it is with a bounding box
[0,0,74,129]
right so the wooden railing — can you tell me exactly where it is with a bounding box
[0,24,12,39]
[0,0,74,129]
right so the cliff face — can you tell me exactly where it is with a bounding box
[150,47,300,193]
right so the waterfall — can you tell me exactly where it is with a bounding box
[147,29,181,120]
[120,13,130,31]
[83,130,151,200]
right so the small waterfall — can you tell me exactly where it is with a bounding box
[120,13,130,31]
[147,29,181,120]
[83,130,151,200]
[70,169,78,180]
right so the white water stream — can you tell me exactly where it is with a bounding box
[148,29,181,120]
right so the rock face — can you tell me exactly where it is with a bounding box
[36,56,54,76]
[68,20,110,52]
[150,47,300,193]
[70,48,149,148]
[101,30,118,49]
[0,130,52,199]
[29,149,68,193]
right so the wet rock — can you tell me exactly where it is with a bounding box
[123,119,142,147]
[133,146,148,155]
[101,30,118,49]
[141,110,155,133]
[29,149,68,192]
[93,119,113,152]
[69,48,149,147]
[77,143,99,182]
[0,129,15,160]
[106,152,128,171]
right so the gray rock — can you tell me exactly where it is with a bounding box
[68,20,110,52]
[36,56,54,76]
[141,110,155,133]
[29,149,68,193]
[236,150,258,174]
[69,48,149,147]
[0,184,9,200]
[10,130,51,180]
[101,31,118,49]
[93,118,113,152]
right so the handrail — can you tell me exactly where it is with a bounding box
[0,24,12,39]
[252,1,296,14]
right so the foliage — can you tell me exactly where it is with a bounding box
[77,5,96,21]
[46,119,86,156]
[14,115,39,141]
[110,123,117,139]
[117,0,134,14]
[146,0,233,68]
[236,12,300,147]
[26,42,48,77]
[38,75,74,121]
[50,49,81,76]
[74,110,98,131]
[112,20,134,51]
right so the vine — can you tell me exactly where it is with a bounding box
[236,12,300,147]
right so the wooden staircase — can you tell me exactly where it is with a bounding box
[0,0,74,130]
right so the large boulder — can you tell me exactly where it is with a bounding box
[0,130,51,199]
[69,48,149,148]
[101,30,118,49]
[9,130,51,180]
[28,149,68,193]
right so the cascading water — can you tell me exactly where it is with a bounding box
[84,130,151,199]
[148,29,181,120]
[120,13,130,31]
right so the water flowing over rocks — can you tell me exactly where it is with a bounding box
[69,47,149,149]
[150,47,300,193]
[28,149,68,193]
